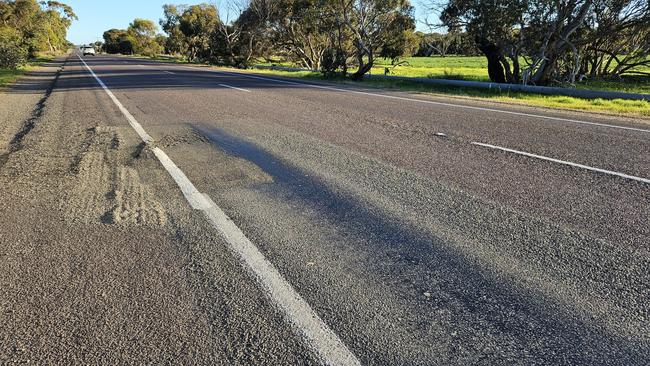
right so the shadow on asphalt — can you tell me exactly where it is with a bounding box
[193,125,645,365]
[9,57,323,95]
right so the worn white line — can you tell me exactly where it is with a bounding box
[77,56,153,143]
[218,83,251,93]
[77,54,360,366]
[163,70,175,75]
[192,68,649,134]
[472,141,650,184]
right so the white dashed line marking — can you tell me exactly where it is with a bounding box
[472,141,650,184]
[218,83,251,92]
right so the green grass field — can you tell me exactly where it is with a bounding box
[261,55,650,95]
[373,56,490,81]
[373,56,650,94]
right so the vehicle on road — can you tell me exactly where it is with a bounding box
[81,46,95,56]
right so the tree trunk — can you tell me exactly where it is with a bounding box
[478,43,506,83]
[351,54,373,80]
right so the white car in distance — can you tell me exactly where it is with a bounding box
[81,46,96,56]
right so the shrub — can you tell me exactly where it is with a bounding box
[0,27,27,69]
[321,48,346,78]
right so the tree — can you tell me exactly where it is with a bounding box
[0,25,27,68]
[440,0,526,83]
[179,3,220,61]
[582,0,650,78]
[439,0,597,85]
[0,0,76,58]
[103,28,128,53]
[414,31,460,57]
[334,0,416,80]
[209,0,268,67]
[253,0,332,70]
[128,18,162,56]
[160,4,187,55]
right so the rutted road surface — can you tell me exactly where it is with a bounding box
[0,54,648,365]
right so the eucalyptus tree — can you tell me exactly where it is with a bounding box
[440,0,596,85]
[333,0,416,79]
[127,18,162,56]
[0,0,76,67]
[160,4,188,55]
[582,0,650,78]
[179,3,220,61]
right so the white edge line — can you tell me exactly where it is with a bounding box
[184,67,649,134]
[76,54,360,366]
[77,56,153,144]
[471,141,650,184]
[218,83,251,93]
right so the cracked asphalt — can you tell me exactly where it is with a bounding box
[0,53,648,365]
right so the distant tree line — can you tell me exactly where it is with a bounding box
[103,19,164,56]
[0,0,76,68]
[100,0,650,85]
[413,31,479,57]
[102,1,417,80]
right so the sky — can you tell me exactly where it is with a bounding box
[65,0,433,46]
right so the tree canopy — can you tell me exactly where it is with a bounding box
[0,0,76,68]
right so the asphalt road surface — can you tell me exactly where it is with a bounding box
[0,53,648,365]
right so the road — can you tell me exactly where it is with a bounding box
[0,53,648,365]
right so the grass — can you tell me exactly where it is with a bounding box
[373,56,490,81]
[221,66,650,118]
[263,56,650,95]
[0,54,58,87]
[375,56,650,95]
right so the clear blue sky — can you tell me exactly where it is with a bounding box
[66,1,208,45]
[66,0,433,46]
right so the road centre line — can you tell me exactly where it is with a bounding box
[218,83,251,92]
[472,141,650,184]
[77,55,360,366]
[163,70,175,75]
[184,67,649,134]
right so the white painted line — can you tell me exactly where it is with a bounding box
[192,68,650,134]
[163,70,175,75]
[77,54,360,366]
[471,141,650,184]
[77,56,153,143]
[218,83,251,93]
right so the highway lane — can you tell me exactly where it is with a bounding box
[71,55,650,245]
[5,53,647,364]
[73,54,650,364]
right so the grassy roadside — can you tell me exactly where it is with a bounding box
[219,67,650,118]
[134,54,649,118]
[261,56,650,94]
[0,54,60,88]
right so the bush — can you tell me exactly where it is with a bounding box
[0,28,27,69]
[321,48,346,78]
